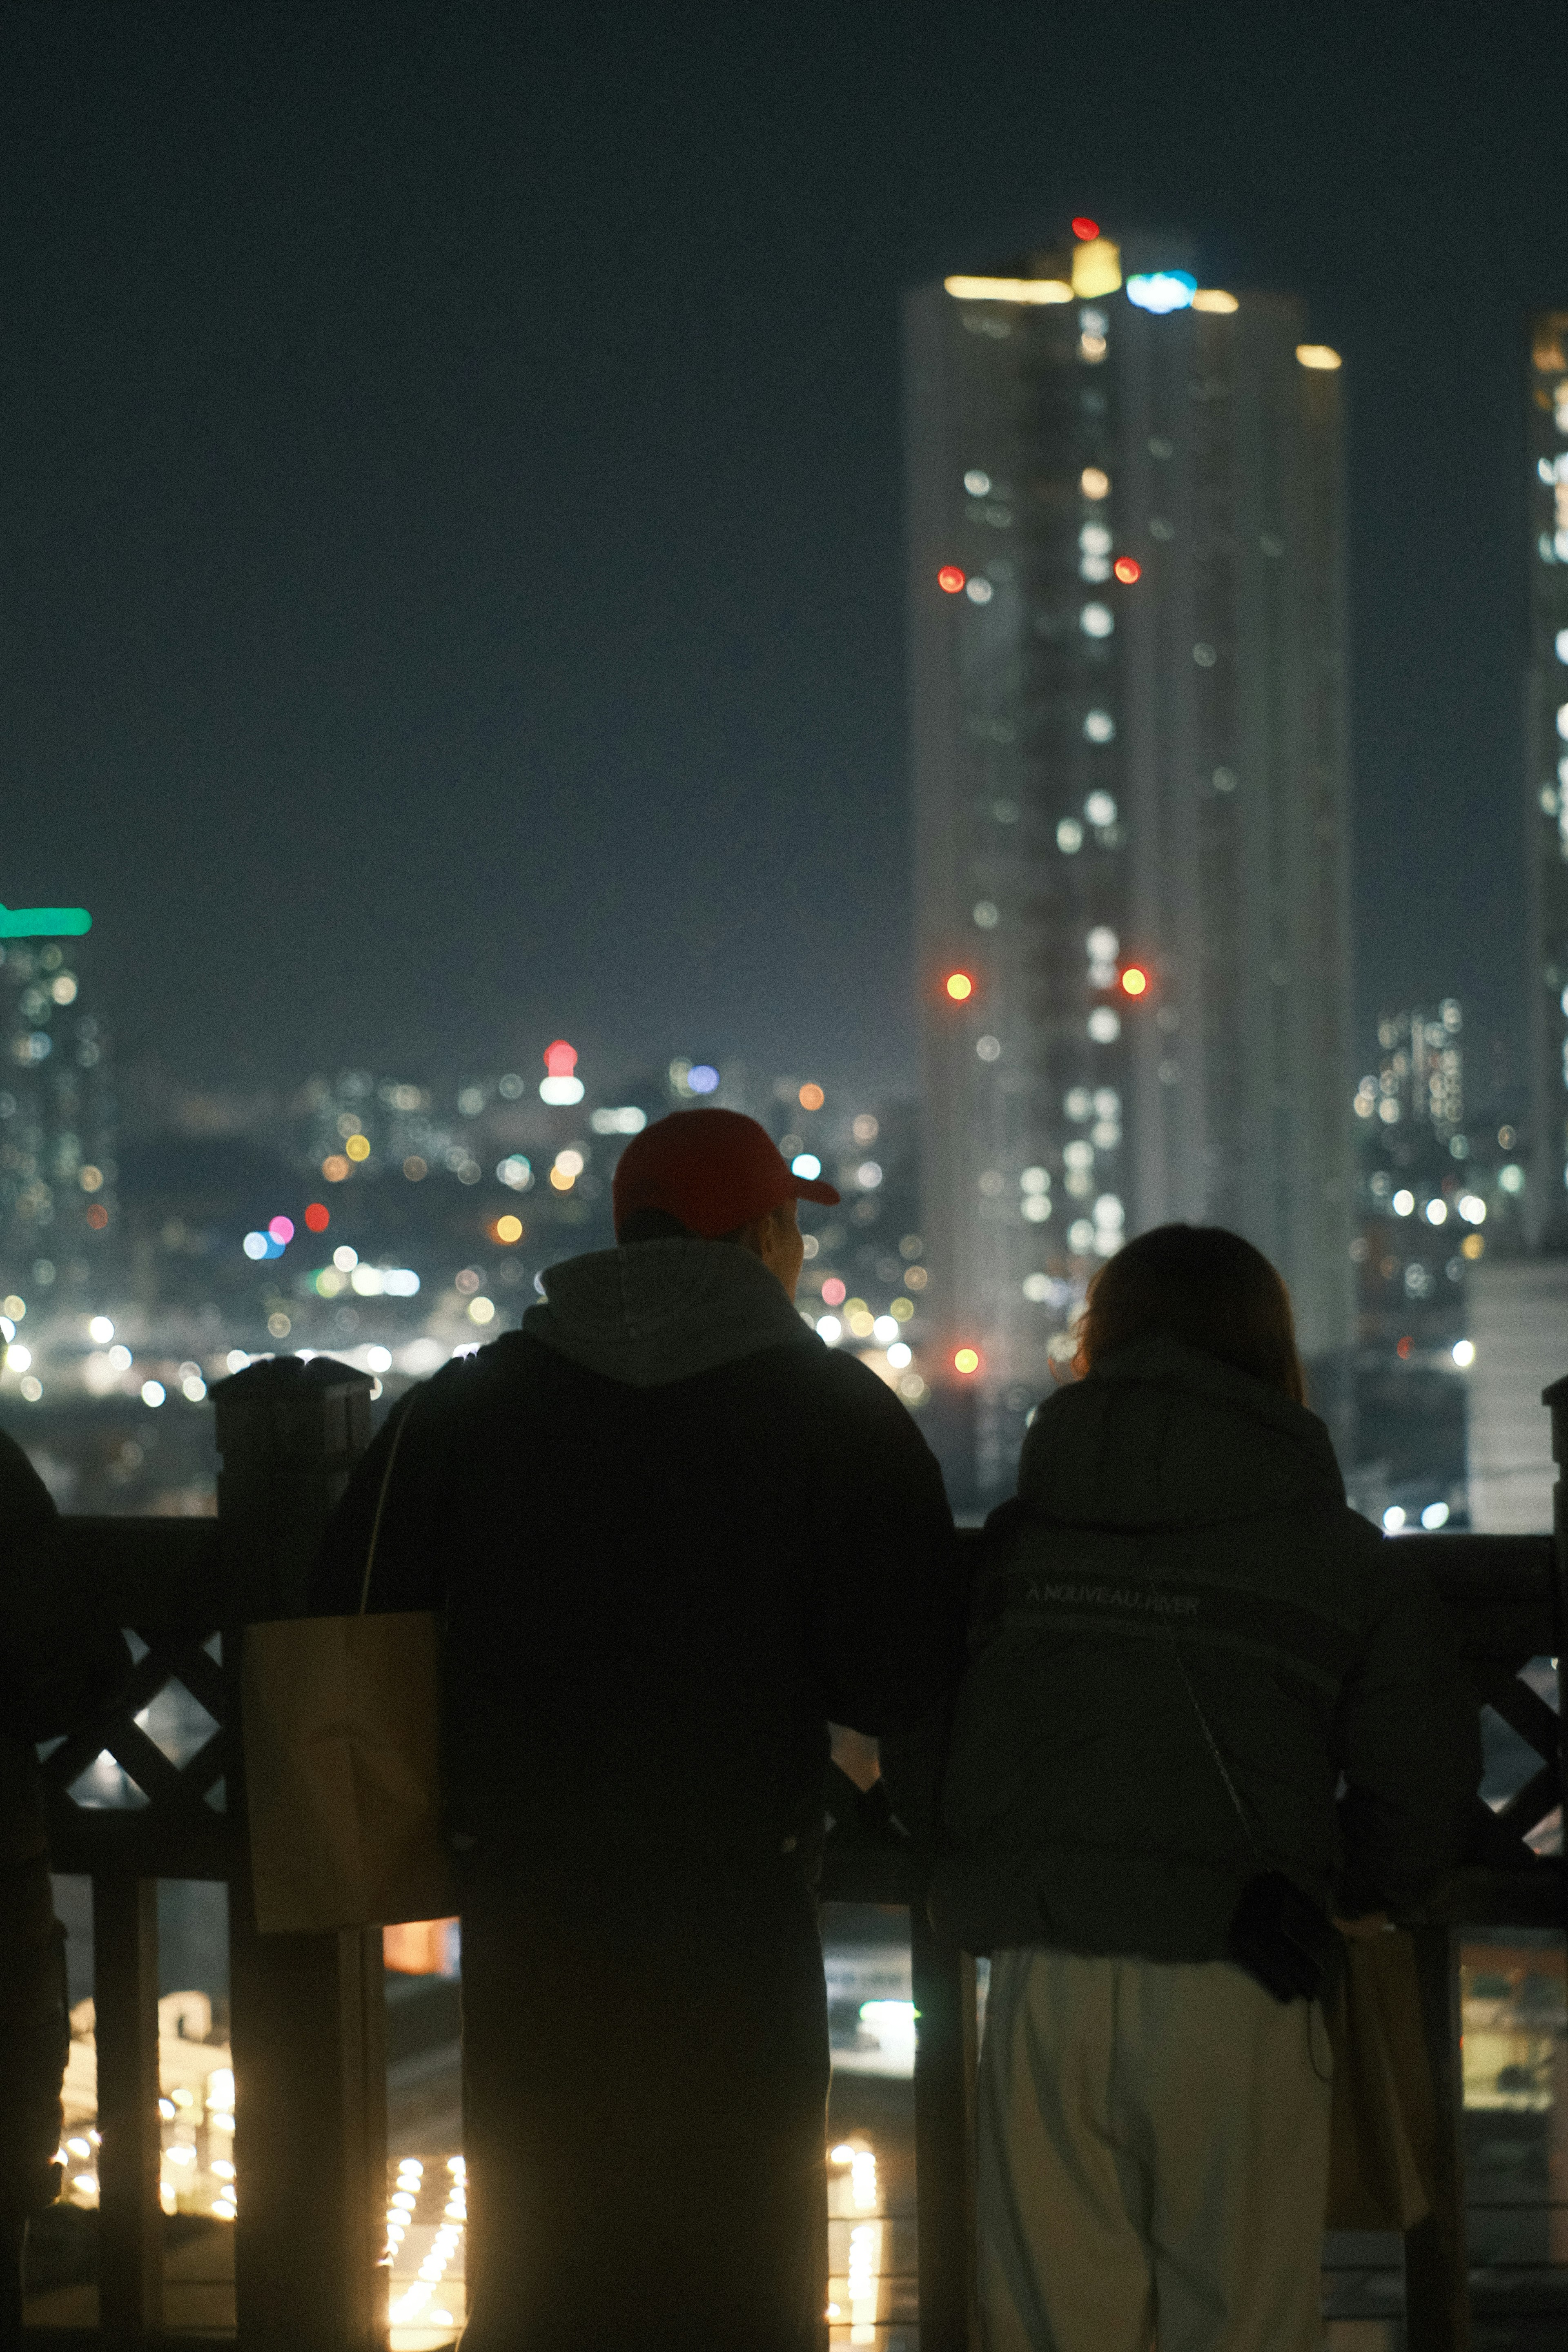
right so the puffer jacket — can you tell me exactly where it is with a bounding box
[929,1334,1479,1962]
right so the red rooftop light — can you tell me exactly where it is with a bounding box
[938,566,966,594]
[1071,217,1100,241]
[1114,557,1142,584]
[304,1202,330,1234]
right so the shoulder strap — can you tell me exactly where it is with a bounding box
[1140,1548,1267,1869]
[357,1395,420,1617]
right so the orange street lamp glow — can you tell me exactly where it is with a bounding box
[1120,965,1149,998]
[953,1346,982,1376]
[798,1082,825,1110]
[937,566,966,594]
[945,971,974,1002]
[1113,556,1141,583]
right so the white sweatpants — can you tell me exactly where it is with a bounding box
[977,1944,1334,2352]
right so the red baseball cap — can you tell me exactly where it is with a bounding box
[612,1107,840,1240]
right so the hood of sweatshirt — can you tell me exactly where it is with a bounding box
[1016,1332,1345,1531]
[521,1237,816,1389]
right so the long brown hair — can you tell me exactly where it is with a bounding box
[1076,1223,1307,1405]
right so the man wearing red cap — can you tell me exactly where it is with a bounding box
[314,1107,960,2352]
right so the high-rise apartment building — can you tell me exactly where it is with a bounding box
[907,225,1353,1499]
[0,932,116,1308]
[1526,310,1568,1247]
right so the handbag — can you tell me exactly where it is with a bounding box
[243,1400,457,1933]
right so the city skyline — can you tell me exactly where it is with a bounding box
[2,8,1564,1102]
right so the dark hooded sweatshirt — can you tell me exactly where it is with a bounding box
[311,1236,962,1880]
[928,1335,1479,1962]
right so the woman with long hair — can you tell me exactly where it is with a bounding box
[930,1224,1478,2352]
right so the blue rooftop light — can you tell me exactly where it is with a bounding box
[1126,270,1197,315]
[688,1064,719,1094]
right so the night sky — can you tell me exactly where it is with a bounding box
[4,4,1564,1106]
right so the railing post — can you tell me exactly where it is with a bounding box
[92,1872,162,2346]
[1544,1374,1568,1937]
[1403,1922,1470,2352]
[909,1904,977,2352]
[214,1356,386,2352]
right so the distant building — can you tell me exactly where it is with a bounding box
[0,935,116,1320]
[908,224,1353,1501]
[1465,1257,1568,1533]
[1527,309,1568,1248]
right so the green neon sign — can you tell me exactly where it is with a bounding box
[0,905,93,938]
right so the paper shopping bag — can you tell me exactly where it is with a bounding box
[1325,1929,1438,2230]
[243,1610,457,1933]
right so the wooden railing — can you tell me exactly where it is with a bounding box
[27,1361,1568,2350]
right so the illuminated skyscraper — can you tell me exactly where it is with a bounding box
[1526,310,1568,1246]
[907,225,1353,1498]
[0,934,116,1308]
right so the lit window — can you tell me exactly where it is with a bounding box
[1068,1218,1096,1252]
[1071,239,1122,299]
[791,1152,822,1179]
[1557,628,1568,664]
[1086,926,1118,961]
[1083,709,1115,742]
[1452,1340,1475,1368]
[976,1036,1002,1062]
[1080,468,1109,500]
[966,577,994,604]
[1192,289,1238,313]
[1193,642,1217,667]
[1080,332,1107,363]
[1391,1189,1415,1216]
[1080,603,1114,638]
[1085,790,1117,826]
[973,900,999,928]
[964,469,991,495]
[1023,1272,1052,1301]
[1295,344,1342,370]
[1087,1008,1120,1042]
[1057,818,1083,854]
[1421,1501,1450,1529]
[1080,552,1111,582]
[944,275,1072,304]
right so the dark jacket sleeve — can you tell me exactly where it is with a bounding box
[0,1429,131,1746]
[1333,1539,1481,1917]
[802,1357,966,1744]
